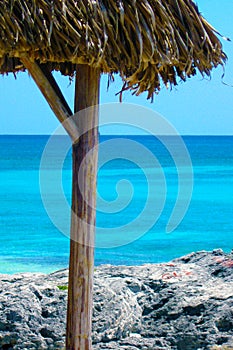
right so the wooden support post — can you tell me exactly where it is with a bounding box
[21,57,100,349]
[66,65,100,350]
[20,58,78,140]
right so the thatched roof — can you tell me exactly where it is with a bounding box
[0,0,227,98]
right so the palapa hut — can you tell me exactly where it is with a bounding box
[0,1,227,349]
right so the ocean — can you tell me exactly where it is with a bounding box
[0,135,232,274]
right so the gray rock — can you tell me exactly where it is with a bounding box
[0,250,233,349]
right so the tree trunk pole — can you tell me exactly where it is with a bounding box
[66,65,100,350]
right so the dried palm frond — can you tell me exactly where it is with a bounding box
[0,0,227,98]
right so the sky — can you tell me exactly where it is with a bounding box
[0,1,232,135]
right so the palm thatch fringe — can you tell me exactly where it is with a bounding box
[0,0,227,98]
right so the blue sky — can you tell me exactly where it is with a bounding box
[0,1,232,135]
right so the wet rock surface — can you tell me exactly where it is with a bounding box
[0,250,233,349]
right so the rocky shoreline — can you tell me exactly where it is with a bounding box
[0,249,233,350]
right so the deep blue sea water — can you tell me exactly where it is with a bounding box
[0,135,232,274]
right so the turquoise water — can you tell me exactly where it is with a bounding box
[0,135,232,274]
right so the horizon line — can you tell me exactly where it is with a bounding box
[0,134,233,137]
